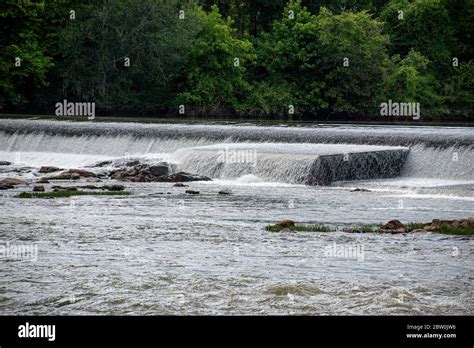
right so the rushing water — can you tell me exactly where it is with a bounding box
[0,120,473,315]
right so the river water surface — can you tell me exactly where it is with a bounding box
[0,120,472,315]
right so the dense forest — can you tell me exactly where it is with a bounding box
[1,0,472,120]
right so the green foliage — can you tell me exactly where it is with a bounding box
[433,225,474,235]
[317,7,390,113]
[381,0,454,75]
[0,0,53,105]
[0,0,472,119]
[385,49,441,108]
[176,5,256,115]
[58,0,200,110]
[251,1,389,116]
[252,1,327,116]
[200,0,288,36]
[443,60,474,117]
[240,81,292,117]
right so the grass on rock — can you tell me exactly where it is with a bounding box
[433,225,474,235]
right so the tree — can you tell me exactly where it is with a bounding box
[381,0,455,76]
[316,7,390,114]
[0,0,53,107]
[58,0,200,111]
[385,49,441,110]
[251,1,390,116]
[176,5,255,115]
[252,0,326,116]
[198,0,287,36]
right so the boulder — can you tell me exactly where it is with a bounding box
[103,184,125,191]
[148,165,169,177]
[278,220,295,228]
[157,172,212,183]
[173,182,188,187]
[44,169,96,180]
[63,169,96,178]
[461,218,474,227]
[381,219,406,233]
[39,166,61,173]
[33,185,45,192]
[14,167,34,173]
[126,160,140,167]
[110,171,127,180]
[0,161,11,166]
[423,217,474,231]
[108,162,211,183]
[0,178,27,186]
[44,173,79,180]
[95,160,113,167]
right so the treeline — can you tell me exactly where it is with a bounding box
[1,0,472,120]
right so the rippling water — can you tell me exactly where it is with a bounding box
[0,121,473,315]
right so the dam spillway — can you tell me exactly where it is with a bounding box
[174,143,409,185]
[0,119,472,185]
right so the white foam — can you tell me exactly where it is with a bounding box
[0,151,112,168]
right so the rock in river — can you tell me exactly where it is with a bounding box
[39,166,61,173]
[278,220,296,228]
[43,169,97,180]
[0,178,27,186]
[381,219,406,233]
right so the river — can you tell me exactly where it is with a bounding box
[0,120,472,314]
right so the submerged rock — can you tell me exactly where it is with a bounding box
[218,190,232,195]
[103,184,125,191]
[39,166,61,173]
[77,185,100,190]
[53,186,78,192]
[0,178,27,186]
[158,172,211,183]
[185,190,199,194]
[173,182,188,187]
[0,161,12,166]
[350,188,371,192]
[0,184,14,190]
[33,185,45,192]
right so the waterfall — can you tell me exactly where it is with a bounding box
[0,119,472,184]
